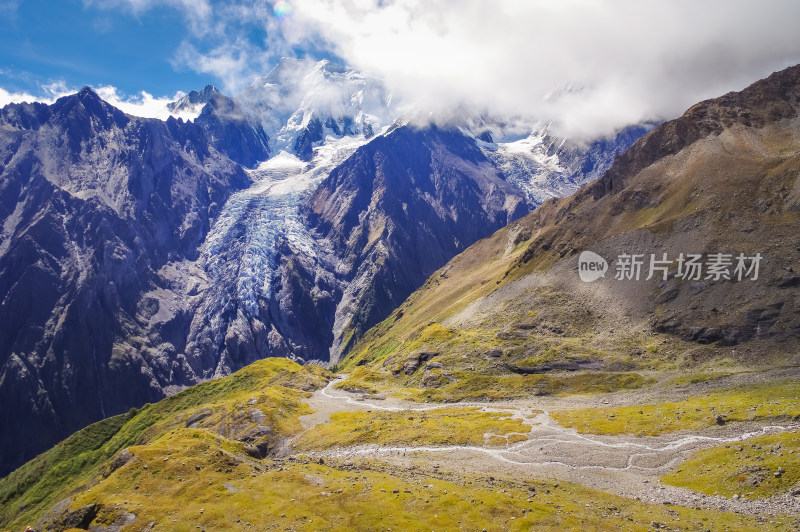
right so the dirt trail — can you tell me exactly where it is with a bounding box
[295,377,800,517]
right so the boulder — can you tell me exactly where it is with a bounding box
[403,351,439,375]
[185,408,213,428]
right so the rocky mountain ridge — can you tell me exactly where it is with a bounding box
[0,87,251,474]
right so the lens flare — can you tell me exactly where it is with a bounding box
[273,1,292,18]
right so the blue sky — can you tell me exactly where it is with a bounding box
[0,0,309,100]
[2,0,202,96]
[1,1,799,138]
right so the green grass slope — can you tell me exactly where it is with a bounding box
[0,358,331,530]
[2,356,791,531]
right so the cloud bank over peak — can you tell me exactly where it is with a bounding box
[0,81,195,121]
[283,0,800,138]
[5,1,800,139]
[94,86,200,120]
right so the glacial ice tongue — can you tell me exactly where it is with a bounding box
[200,137,366,319]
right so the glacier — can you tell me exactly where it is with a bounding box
[188,59,399,374]
[201,137,369,319]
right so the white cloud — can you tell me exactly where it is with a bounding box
[0,87,38,107]
[94,86,198,120]
[0,80,72,107]
[40,81,74,101]
[173,39,268,95]
[0,82,198,121]
[281,0,800,138]
[84,0,294,94]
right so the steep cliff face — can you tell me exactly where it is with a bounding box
[0,88,252,475]
[193,91,270,168]
[309,126,528,361]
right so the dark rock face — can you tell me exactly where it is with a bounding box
[0,88,252,475]
[38,501,101,530]
[194,92,270,168]
[403,351,440,375]
[300,125,529,362]
[293,116,324,161]
[167,84,222,113]
[265,238,340,362]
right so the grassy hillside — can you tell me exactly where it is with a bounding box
[0,358,331,530]
[2,356,792,531]
[552,380,800,436]
[334,66,800,404]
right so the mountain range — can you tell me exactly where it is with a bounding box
[0,59,646,475]
[1,62,799,532]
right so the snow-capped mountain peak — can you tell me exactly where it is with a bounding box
[166,84,222,120]
[237,58,395,159]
